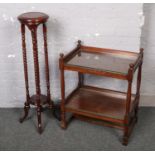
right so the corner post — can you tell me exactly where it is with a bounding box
[77,40,84,87]
[123,63,134,145]
[135,48,144,121]
[59,53,67,129]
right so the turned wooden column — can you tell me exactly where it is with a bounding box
[18,12,53,134]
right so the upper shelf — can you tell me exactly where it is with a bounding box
[63,44,143,80]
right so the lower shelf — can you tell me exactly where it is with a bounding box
[65,86,136,123]
[30,94,49,106]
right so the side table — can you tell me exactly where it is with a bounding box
[59,40,143,145]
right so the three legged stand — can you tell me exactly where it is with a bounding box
[18,12,53,134]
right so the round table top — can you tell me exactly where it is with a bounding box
[18,12,49,25]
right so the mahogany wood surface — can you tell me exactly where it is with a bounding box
[64,45,143,80]
[65,86,135,123]
[18,12,49,27]
[67,52,137,75]
[59,40,143,145]
[29,94,48,106]
[18,12,53,134]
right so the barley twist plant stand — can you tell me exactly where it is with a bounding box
[18,12,53,134]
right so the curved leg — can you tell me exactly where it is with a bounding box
[19,102,30,123]
[37,106,42,134]
[61,111,67,129]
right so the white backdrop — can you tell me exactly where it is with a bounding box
[0,3,144,107]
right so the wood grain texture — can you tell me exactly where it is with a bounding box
[18,12,53,134]
[60,41,143,145]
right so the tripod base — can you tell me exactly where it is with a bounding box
[19,94,54,134]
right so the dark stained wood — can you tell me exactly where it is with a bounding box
[59,40,143,145]
[134,48,144,125]
[59,53,67,129]
[74,114,124,130]
[43,23,53,108]
[65,86,135,123]
[80,45,138,56]
[66,52,137,74]
[132,49,143,72]
[18,12,53,134]
[123,64,134,145]
[21,24,30,102]
[19,24,30,123]
[64,44,143,80]
[64,65,128,80]
[29,94,48,105]
[63,40,82,62]
[18,12,49,28]
[78,72,84,87]
[31,25,43,134]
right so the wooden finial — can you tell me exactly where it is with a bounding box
[77,40,82,46]
[60,53,64,58]
[140,48,144,53]
[129,63,134,68]
[140,48,144,57]
[139,48,144,59]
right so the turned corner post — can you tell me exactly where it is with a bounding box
[59,53,65,101]
[136,49,143,98]
[136,48,144,98]
[140,48,144,55]
[77,40,84,87]
[123,63,134,145]
[59,53,67,129]
[134,48,144,122]
[125,63,134,122]
[78,72,84,87]
[77,40,82,47]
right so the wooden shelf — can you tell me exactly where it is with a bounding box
[65,86,135,123]
[30,94,48,106]
[63,45,143,80]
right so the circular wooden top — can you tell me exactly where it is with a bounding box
[18,12,49,25]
